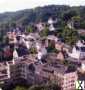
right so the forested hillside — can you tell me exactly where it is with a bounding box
[0,5,84,25]
[0,5,85,34]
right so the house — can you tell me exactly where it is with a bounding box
[48,24,55,31]
[36,42,42,51]
[26,33,40,41]
[7,32,17,44]
[63,44,71,53]
[68,40,85,59]
[48,17,58,24]
[55,41,63,51]
[17,33,40,50]
[37,47,47,60]
[47,35,59,42]
[80,61,85,72]
[0,62,9,85]
[67,21,74,29]
[46,35,59,47]
[48,18,56,31]
[13,49,19,59]
[25,41,32,50]
[35,63,78,90]
[45,52,65,63]
[48,17,59,31]
[36,22,45,32]
[3,46,13,60]
[57,52,65,61]
[48,18,54,24]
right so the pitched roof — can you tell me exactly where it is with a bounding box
[16,45,29,56]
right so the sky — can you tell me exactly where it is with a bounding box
[0,0,85,13]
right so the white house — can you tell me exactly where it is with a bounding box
[36,42,42,51]
[37,47,47,60]
[36,22,45,31]
[81,61,85,72]
[12,49,19,64]
[13,49,18,59]
[48,18,56,31]
[48,17,59,31]
[47,35,59,42]
[48,18,54,24]
[48,24,55,31]
[68,40,85,59]
[67,21,74,29]
[25,41,32,50]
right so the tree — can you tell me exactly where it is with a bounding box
[0,30,4,43]
[29,47,37,54]
[63,10,78,22]
[47,42,58,53]
[28,85,43,90]
[67,64,76,72]
[80,21,85,29]
[72,16,85,29]
[80,7,85,19]
[11,22,16,28]
[62,26,79,45]
[28,84,61,90]
[72,16,81,29]
[26,26,33,33]
[39,26,49,37]
[13,86,27,90]
[72,16,80,21]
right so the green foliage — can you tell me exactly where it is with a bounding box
[63,10,78,22]
[0,30,4,43]
[28,85,44,90]
[29,48,37,54]
[0,5,70,24]
[28,84,61,90]
[47,42,58,53]
[13,86,27,90]
[80,35,85,40]
[0,5,84,29]
[80,21,85,29]
[0,5,85,46]
[72,16,85,29]
[47,46,58,53]
[68,64,76,71]
[13,83,61,90]
[39,26,49,37]
[26,26,33,33]
[72,16,80,21]
[63,60,69,66]
[62,26,79,45]
[12,84,61,90]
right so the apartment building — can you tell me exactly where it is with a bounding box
[37,64,78,90]
[6,55,78,90]
[68,40,85,59]
[0,62,9,85]
[7,54,37,83]
[54,67,78,90]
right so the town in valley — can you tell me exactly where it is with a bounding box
[0,5,85,90]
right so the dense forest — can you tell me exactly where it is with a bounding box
[0,5,84,27]
[0,5,70,24]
